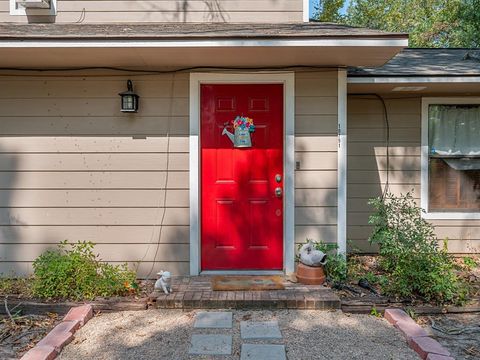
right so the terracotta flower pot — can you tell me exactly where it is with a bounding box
[296,263,326,285]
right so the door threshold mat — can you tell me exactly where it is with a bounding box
[212,275,285,291]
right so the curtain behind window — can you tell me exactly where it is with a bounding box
[429,105,480,156]
[429,105,480,171]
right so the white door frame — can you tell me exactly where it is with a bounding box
[189,72,295,276]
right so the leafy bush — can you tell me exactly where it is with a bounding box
[32,241,137,300]
[463,256,477,269]
[368,192,465,304]
[299,240,347,284]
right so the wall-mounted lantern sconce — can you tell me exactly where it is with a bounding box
[119,80,139,113]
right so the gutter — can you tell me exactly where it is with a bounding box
[0,38,409,48]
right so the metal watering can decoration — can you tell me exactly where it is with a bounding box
[222,116,255,148]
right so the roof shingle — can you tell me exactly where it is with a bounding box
[0,22,407,40]
[349,48,480,77]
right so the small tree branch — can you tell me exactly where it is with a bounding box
[4,296,16,325]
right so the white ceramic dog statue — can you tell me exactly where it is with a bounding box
[154,271,172,294]
[299,240,327,267]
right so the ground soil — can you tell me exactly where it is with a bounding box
[417,313,480,360]
[0,312,60,359]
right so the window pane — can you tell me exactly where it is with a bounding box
[429,158,480,211]
[429,105,480,156]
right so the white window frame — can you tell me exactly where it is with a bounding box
[303,0,309,22]
[9,0,56,16]
[421,97,480,220]
[189,72,295,276]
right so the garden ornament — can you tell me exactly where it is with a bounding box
[299,240,327,267]
[154,270,172,294]
[222,116,255,148]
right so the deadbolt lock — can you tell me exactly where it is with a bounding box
[275,187,283,198]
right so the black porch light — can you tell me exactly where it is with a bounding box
[119,80,139,113]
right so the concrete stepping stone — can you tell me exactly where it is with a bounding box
[240,320,282,340]
[241,344,286,360]
[194,311,233,329]
[189,334,232,355]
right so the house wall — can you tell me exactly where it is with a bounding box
[0,70,338,277]
[1,0,303,23]
[295,71,338,247]
[347,96,480,254]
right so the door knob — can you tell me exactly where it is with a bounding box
[275,174,282,183]
[275,187,283,198]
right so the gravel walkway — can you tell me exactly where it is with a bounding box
[59,309,418,360]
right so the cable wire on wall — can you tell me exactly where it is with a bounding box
[135,74,175,279]
[0,65,345,78]
[350,94,391,200]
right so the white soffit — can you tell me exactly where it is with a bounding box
[348,76,480,84]
[348,77,480,94]
[0,39,407,68]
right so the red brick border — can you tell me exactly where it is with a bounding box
[20,305,93,360]
[384,308,454,360]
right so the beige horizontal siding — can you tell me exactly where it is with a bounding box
[0,136,189,153]
[296,171,337,189]
[0,225,190,244]
[296,115,338,134]
[0,78,190,98]
[0,189,189,207]
[295,225,337,244]
[294,71,338,245]
[0,243,189,262]
[347,96,480,254]
[0,153,189,171]
[0,208,189,225]
[295,189,337,207]
[0,117,189,136]
[0,12,302,23]
[1,0,303,23]
[0,70,342,276]
[0,261,190,278]
[0,98,189,117]
[0,75,190,276]
[0,171,188,189]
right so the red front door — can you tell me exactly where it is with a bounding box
[201,84,284,270]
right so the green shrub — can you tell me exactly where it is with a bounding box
[463,256,477,269]
[32,240,137,300]
[368,192,465,304]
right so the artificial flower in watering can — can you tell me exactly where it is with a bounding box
[222,116,256,148]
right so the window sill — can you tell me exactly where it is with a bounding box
[423,212,480,220]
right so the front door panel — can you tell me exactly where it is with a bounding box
[201,84,284,270]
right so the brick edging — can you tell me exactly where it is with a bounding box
[384,308,454,360]
[20,304,93,360]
